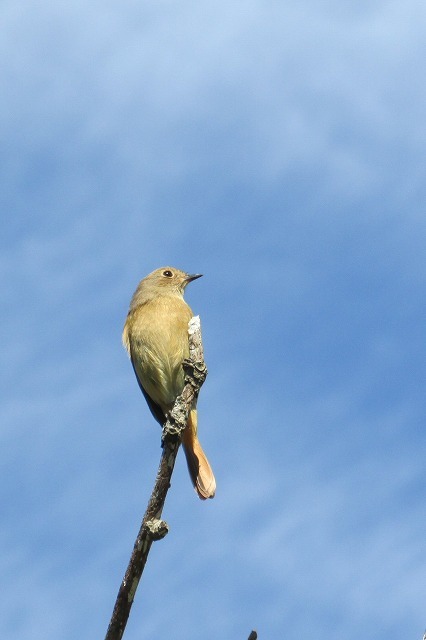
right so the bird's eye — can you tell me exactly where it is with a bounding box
[163,270,173,278]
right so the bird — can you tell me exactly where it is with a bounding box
[122,266,216,500]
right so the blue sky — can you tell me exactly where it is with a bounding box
[1,1,425,639]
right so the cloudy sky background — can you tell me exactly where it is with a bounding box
[1,1,425,639]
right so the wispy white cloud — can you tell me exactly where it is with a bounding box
[2,0,425,202]
[1,2,425,639]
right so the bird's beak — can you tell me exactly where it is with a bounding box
[185,273,203,283]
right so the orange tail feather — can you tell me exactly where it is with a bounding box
[182,411,216,500]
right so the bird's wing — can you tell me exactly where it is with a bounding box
[130,354,166,426]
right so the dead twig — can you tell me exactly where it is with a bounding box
[104,316,207,640]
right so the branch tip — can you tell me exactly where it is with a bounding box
[104,315,207,640]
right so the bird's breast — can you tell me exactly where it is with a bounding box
[125,297,193,412]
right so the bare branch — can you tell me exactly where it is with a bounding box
[104,316,207,640]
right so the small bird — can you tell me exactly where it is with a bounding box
[122,267,216,500]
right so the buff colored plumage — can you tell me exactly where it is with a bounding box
[123,267,216,500]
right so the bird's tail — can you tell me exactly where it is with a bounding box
[182,409,216,500]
